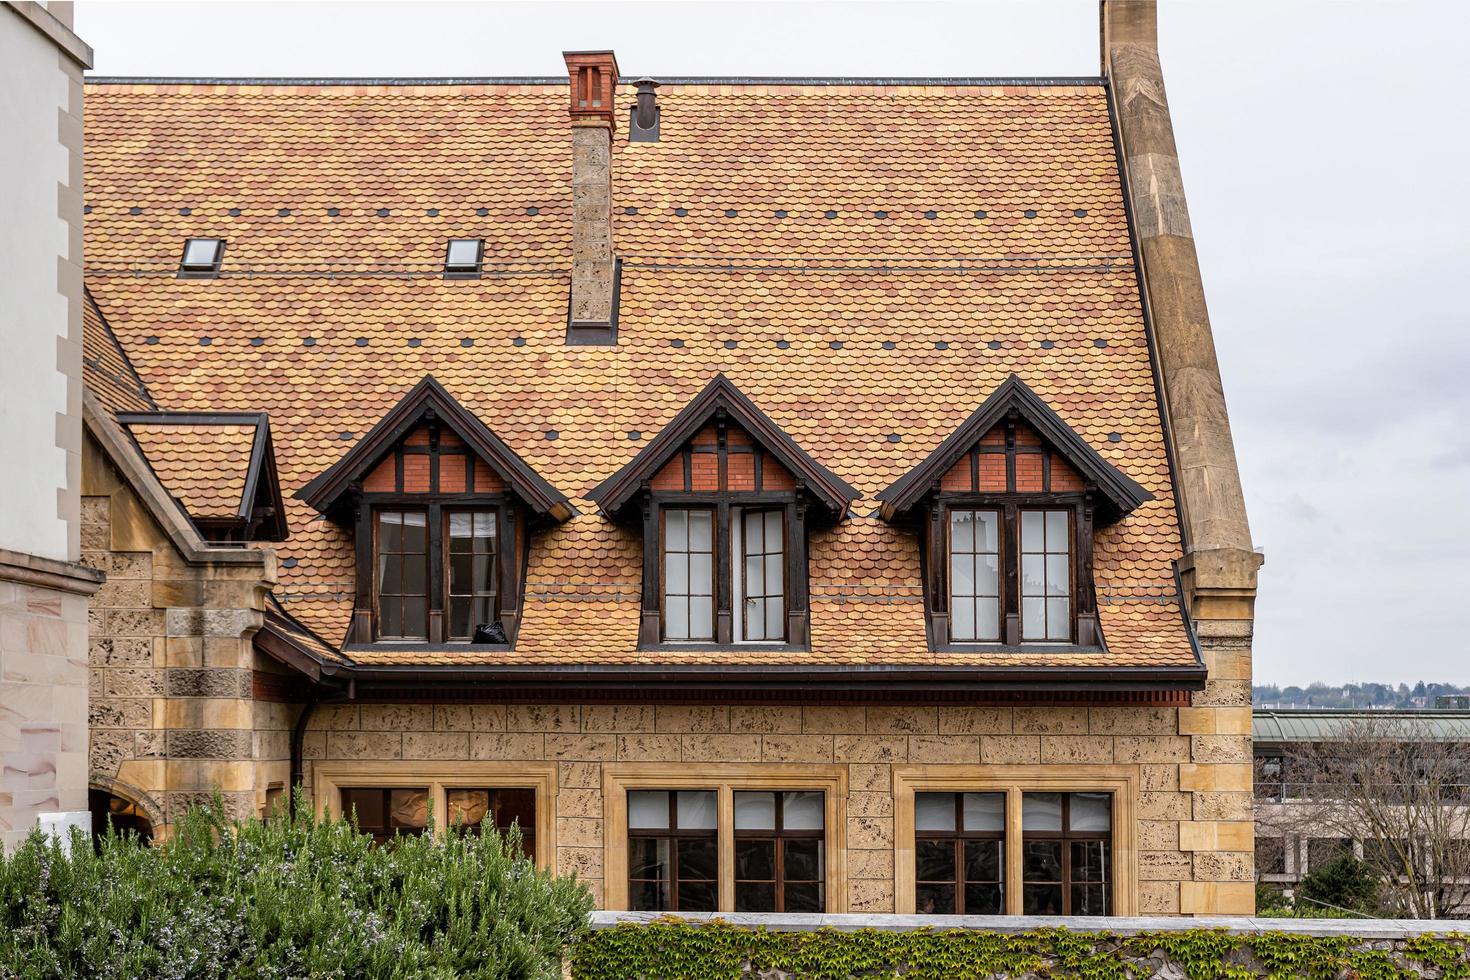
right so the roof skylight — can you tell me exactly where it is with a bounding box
[444,238,484,278]
[178,237,225,277]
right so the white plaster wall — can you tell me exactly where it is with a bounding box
[0,8,74,562]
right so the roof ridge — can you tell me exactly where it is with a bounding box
[85,75,1106,88]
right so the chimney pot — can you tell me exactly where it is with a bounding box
[562,50,620,132]
[630,77,661,142]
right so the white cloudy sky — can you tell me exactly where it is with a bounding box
[76,1,1470,686]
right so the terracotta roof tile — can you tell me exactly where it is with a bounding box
[82,80,1193,671]
[125,420,258,520]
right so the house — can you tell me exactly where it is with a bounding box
[73,1,1260,915]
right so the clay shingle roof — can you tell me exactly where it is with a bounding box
[122,416,260,520]
[82,79,1194,674]
[83,288,155,414]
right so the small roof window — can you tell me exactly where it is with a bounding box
[444,238,484,278]
[178,238,225,278]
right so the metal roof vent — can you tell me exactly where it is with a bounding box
[629,78,660,143]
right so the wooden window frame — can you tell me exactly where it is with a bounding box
[1020,791,1113,916]
[603,763,847,912]
[1017,507,1075,643]
[913,791,1006,915]
[443,507,500,642]
[373,507,430,641]
[929,495,1098,650]
[733,790,826,913]
[627,790,720,913]
[733,507,788,643]
[893,766,1136,916]
[313,761,556,871]
[660,506,717,642]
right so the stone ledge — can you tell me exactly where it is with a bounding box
[588,911,1465,940]
[0,546,103,595]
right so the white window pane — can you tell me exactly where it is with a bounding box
[977,511,999,553]
[1071,792,1111,831]
[677,790,717,830]
[665,598,689,639]
[402,511,427,527]
[962,793,1005,832]
[734,791,776,830]
[783,791,824,830]
[1021,511,1045,552]
[974,597,1000,641]
[629,791,670,829]
[689,554,713,596]
[744,512,763,551]
[1022,555,1045,596]
[1023,792,1063,831]
[667,554,688,594]
[446,238,481,267]
[1046,598,1070,639]
[183,238,220,266]
[951,598,975,640]
[1045,510,1068,548]
[977,553,999,598]
[915,793,957,832]
[764,555,782,593]
[689,597,713,639]
[449,512,472,536]
[1046,554,1069,596]
[666,509,688,550]
[951,553,975,598]
[950,510,974,552]
[688,511,713,551]
[744,599,766,641]
[765,513,782,551]
[475,512,497,539]
[1022,597,1045,640]
[765,599,783,640]
[744,554,762,596]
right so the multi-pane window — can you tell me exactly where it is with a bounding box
[1021,792,1111,915]
[734,791,825,911]
[340,787,429,845]
[948,510,1001,641]
[446,510,498,640]
[662,509,715,641]
[914,792,1005,914]
[446,787,536,858]
[627,790,719,912]
[738,509,785,642]
[1020,510,1071,641]
[376,510,428,639]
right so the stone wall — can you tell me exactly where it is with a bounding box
[81,429,276,832]
[304,700,1255,912]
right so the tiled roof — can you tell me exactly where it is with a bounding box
[82,79,1193,672]
[83,288,155,414]
[123,418,260,521]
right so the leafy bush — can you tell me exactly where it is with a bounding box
[1297,855,1384,917]
[0,797,591,979]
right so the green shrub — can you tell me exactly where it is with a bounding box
[1297,855,1383,917]
[0,796,591,979]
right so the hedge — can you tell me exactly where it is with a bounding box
[570,919,1470,980]
[0,798,591,979]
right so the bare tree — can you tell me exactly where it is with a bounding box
[1258,716,1470,918]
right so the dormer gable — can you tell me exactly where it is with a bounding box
[587,374,857,521]
[296,375,573,523]
[877,375,1152,526]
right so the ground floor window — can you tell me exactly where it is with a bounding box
[893,768,1135,917]
[89,788,153,849]
[604,764,847,913]
[312,762,555,867]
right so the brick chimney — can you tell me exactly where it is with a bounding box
[563,50,619,344]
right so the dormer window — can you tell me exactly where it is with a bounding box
[178,237,225,277]
[879,376,1153,651]
[588,375,857,650]
[444,238,484,278]
[296,376,573,648]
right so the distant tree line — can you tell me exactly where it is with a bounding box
[1253,681,1470,709]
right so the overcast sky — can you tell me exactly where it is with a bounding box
[75,1,1470,686]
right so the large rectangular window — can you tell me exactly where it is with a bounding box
[446,509,498,640]
[1021,792,1111,915]
[662,509,715,641]
[948,509,1001,641]
[340,787,430,845]
[738,509,786,642]
[627,790,718,912]
[1020,510,1071,641]
[376,509,428,639]
[447,787,536,859]
[734,791,825,911]
[914,792,1005,914]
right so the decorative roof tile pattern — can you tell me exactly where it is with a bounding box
[125,420,258,520]
[82,80,1193,671]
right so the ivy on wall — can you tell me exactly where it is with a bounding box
[571,921,1470,980]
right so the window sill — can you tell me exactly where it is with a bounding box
[638,641,811,654]
[933,643,1106,655]
[343,641,512,654]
